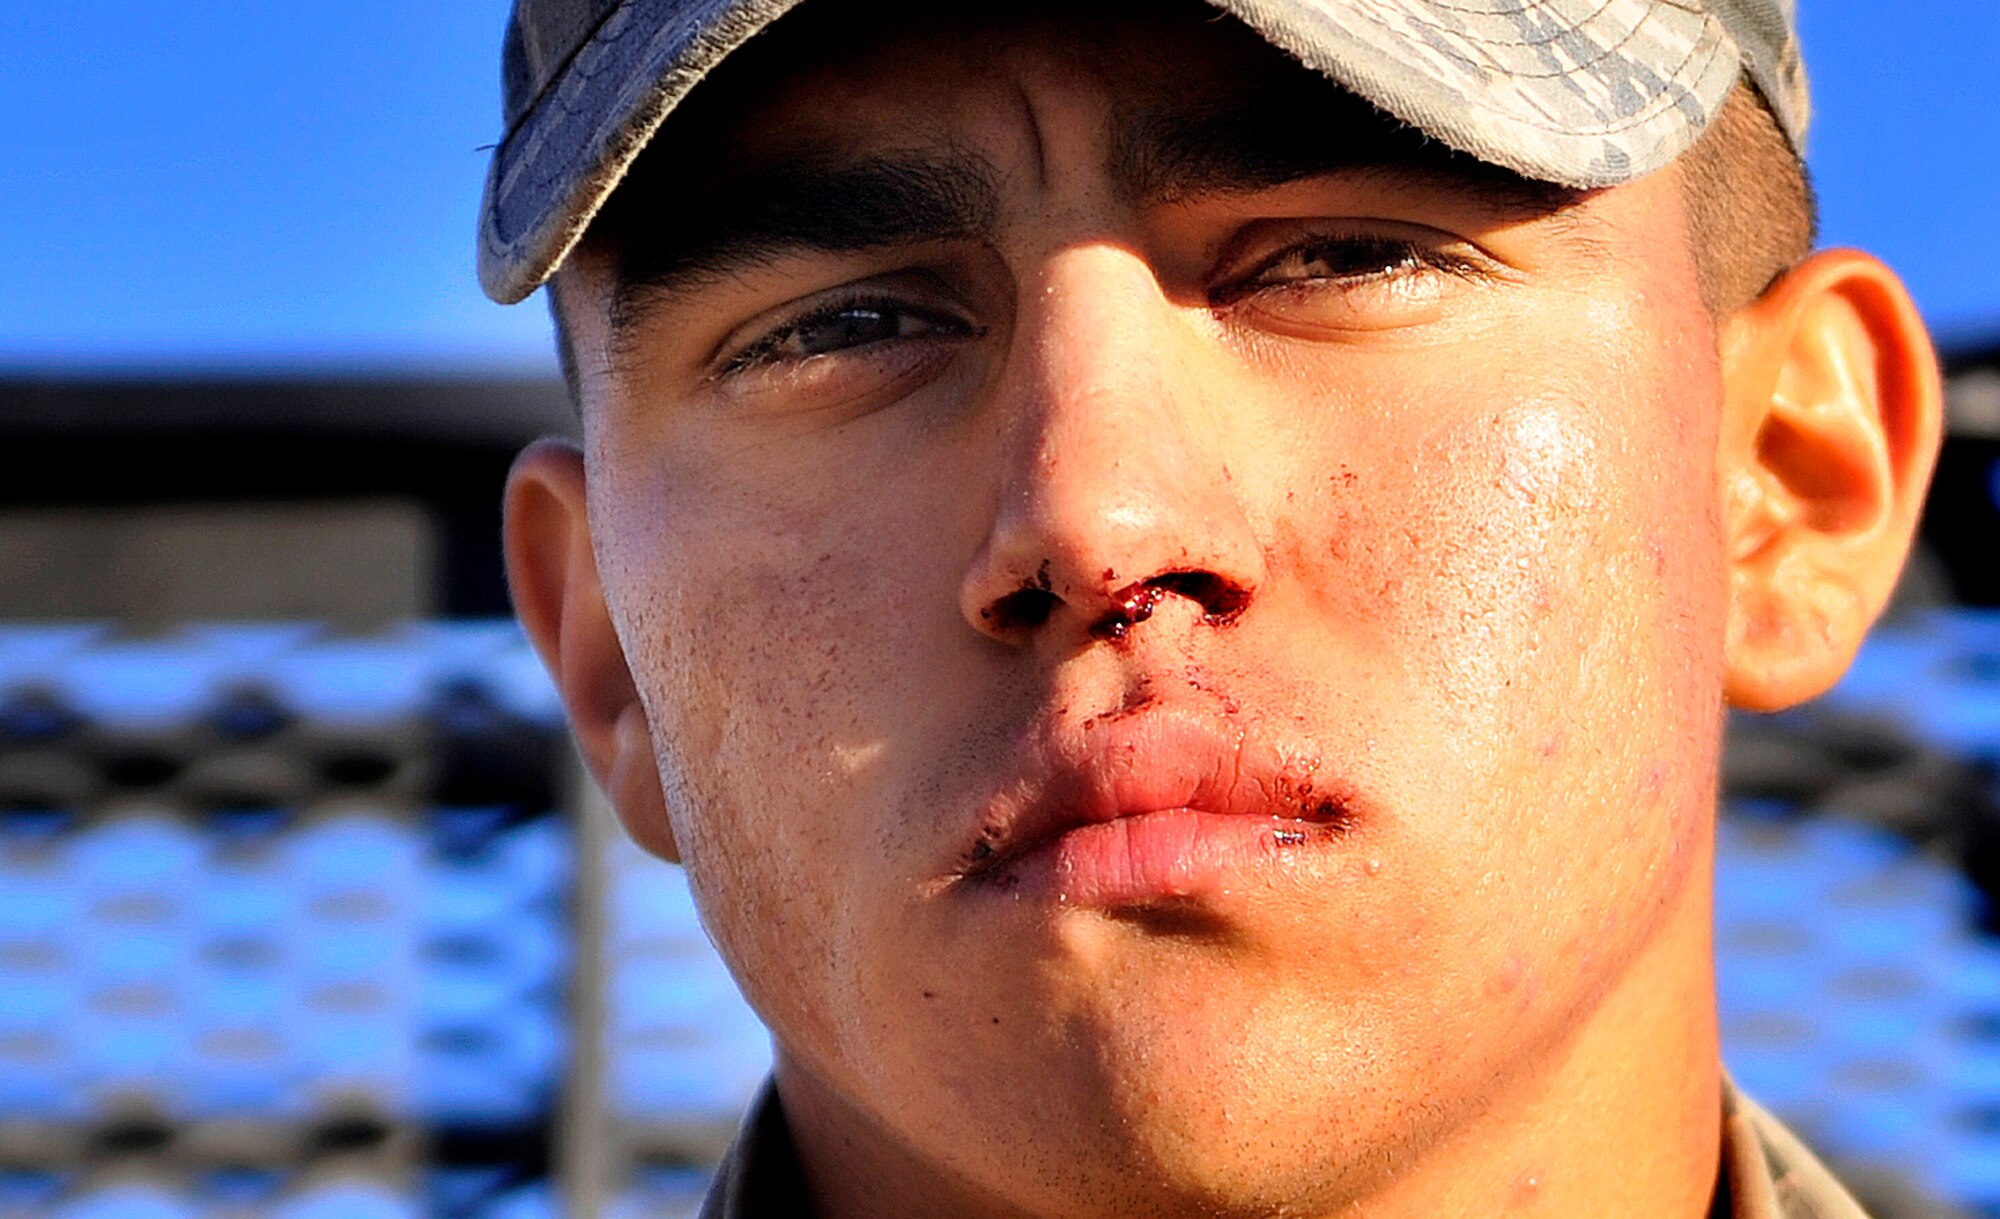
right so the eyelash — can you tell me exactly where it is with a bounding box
[1211,233,1484,306]
[717,292,978,378]
[714,232,1481,378]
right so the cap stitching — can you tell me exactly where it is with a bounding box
[485,0,1739,298]
[1423,0,1619,45]
[1427,0,1706,18]
[484,0,813,298]
[1381,1,1728,136]
[501,0,638,142]
[1404,1,1643,70]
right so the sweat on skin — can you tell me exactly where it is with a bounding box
[501,4,1944,1217]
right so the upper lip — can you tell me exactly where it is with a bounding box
[957,704,1355,881]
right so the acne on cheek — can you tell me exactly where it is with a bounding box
[1296,394,1717,820]
[622,520,892,799]
[1395,403,1608,694]
[691,544,902,715]
[1482,951,1540,1012]
[623,535,921,1044]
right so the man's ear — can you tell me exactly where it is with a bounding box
[504,439,679,863]
[1719,249,1944,712]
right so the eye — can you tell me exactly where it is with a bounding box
[719,297,978,378]
[1209,230,1492,329]
[1266,236,1417,284]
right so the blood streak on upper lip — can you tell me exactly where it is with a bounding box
[958,709,1356,906]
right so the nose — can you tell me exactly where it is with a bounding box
[960,243,1265,648]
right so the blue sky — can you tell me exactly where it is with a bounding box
[3,1,1996,373]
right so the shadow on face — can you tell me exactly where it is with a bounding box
[502,2,1941,1216]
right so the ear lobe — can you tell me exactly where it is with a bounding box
[504,439,679,863]
[1719,250,1944,713]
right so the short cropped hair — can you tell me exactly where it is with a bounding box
[1679,82,1820,313]
[548,78,1818,405]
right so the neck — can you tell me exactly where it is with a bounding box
[777,869,1721,1219]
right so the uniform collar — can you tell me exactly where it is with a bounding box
[696,1079,813,1219]
[1720,1079,1873,1219]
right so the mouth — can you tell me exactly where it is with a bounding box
[954,707,1357,908]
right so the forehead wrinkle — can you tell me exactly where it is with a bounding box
[604,145,1003,342]
[1107,86,1585,218]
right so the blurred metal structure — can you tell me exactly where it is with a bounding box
[0,626,580,1218]
[1928,345,2000,608]
[0,344,1995,1218]
[0,376,572,625]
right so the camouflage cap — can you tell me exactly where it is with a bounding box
[478,0,1810,304]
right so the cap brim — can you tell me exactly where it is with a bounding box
[479,0,1739,304]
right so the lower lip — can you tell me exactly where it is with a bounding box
[981,808,1345,907]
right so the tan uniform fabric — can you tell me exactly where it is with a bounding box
[1722,1083,1874,1219]
[695,1076,1874,1219]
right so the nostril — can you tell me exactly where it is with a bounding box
[1148,571,1251,626]
[985,586,1061,632]
[1087,571,1250,641]
[981,566,1251,640]
[1088,583,1165,641]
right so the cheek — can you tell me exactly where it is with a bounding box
[1293,382,1719,744]
[590,460,914,1008]
[591,429,1007,1056]
[1272,338,1727,985]
[1424,403,1683,719]
[1443,382,1721,939]
[596,428,920,798]
[1411,401,1601,720]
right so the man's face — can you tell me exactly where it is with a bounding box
[567,2,1729,1212]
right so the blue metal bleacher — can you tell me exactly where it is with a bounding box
[4,612,2000,1215]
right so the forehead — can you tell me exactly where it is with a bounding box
[646,6,1550,186]
[660,0,1286,149]
[585,0,1589,285]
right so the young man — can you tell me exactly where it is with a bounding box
[486,1,1945,1215]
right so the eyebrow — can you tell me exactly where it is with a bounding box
[1109,89,1584,216]
[602,87,1584,334]
[607,152,999,331]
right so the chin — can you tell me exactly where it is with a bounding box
[862,875,1626,1219]
[896,962,1466,1219]
[951,1046,1441,1219]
